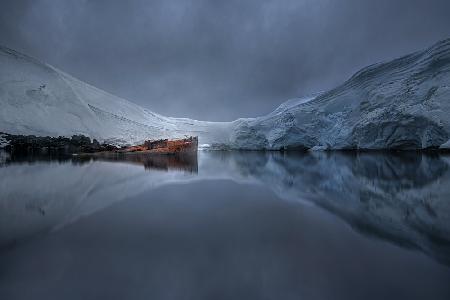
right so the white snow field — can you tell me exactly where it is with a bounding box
[1,38,450,150]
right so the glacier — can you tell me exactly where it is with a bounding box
[1,38,450,150]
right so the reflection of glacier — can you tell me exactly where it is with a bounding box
[254,152,450,266]
[0,152,449,265]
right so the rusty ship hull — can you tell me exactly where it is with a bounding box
[80,136,198,157]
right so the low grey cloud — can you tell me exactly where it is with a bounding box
[1,0,450,120]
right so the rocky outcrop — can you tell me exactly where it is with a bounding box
[1,133,115,154]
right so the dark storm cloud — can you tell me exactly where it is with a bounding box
[1,0,450,120]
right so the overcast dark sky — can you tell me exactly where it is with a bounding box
[1,0,450,120]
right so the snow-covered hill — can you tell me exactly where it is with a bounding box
[231,38,450,150]
[0,45,231,146]
[1,38,450,149]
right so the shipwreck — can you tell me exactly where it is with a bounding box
[1,133,199,157]
[104,136,198,155]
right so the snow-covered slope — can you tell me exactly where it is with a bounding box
[0,45,231,146]
[1,38,450,149]
[231,38,450,150]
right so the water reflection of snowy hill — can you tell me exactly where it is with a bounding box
[0,151,449,265]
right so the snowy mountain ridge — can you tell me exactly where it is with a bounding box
[1,38,450,149]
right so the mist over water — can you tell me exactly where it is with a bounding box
[0,151,449,299]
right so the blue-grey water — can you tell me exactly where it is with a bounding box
[0,151,449,300]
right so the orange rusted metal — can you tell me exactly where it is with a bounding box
[117,136,198,155]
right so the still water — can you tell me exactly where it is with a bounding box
[0,151,449,300]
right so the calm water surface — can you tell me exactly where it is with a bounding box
[0,151,449,300]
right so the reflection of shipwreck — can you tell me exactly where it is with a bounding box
[85,152,198,173]
[0,150,198,173]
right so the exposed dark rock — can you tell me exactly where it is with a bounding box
[0,132,117,155]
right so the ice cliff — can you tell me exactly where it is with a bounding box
[231,38,450,150]
[1,38,450,150]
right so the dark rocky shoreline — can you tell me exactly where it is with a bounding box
[1,132,449,154]
[0,132,117,155]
